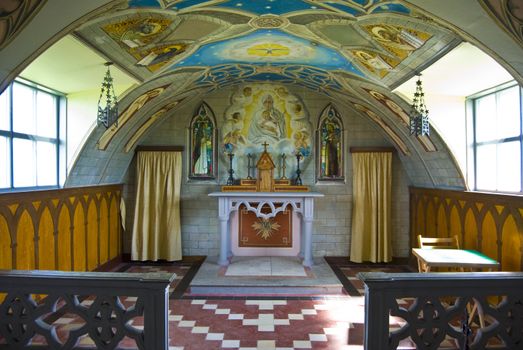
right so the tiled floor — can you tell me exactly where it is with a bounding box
[2,257,479,349]
[326,259,414,296]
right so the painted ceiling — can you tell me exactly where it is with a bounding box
[77,0,459,86]
[74,0,463,153]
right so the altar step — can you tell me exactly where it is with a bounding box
[188,284,344,296]
[187,256,345,297]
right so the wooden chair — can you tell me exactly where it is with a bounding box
[418,235,460,250]
[417,235,485,327]
[417,235,460,272]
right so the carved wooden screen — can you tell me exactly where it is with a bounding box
[317,104,344,181]
[410,187,523,271]
[0,184,122,272]
[189,103,216,179]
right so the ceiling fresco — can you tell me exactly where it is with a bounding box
[72,0,462,153]
[76,0,457,84]
[172,29,364,77]
[128,0,412,17]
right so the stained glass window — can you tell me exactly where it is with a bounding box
[189,103,216,179]
[318,104,344,180]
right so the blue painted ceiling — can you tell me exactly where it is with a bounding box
[128,0,411,16]
[75,0,460,110]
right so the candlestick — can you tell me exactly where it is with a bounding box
[247,153,253,179]
[281,153,287,180]
[227,152,235,185]
[295,152,303,185]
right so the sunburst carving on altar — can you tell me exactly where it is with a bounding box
[239,204,292,248]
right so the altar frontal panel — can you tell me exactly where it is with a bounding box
[239,204,292,248]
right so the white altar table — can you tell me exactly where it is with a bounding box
[209,192,324,267]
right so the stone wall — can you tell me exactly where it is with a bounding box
[121,86,410,258]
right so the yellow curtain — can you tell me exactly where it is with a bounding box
[132,151,182,261]
[350,152,392,263]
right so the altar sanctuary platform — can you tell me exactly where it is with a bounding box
[187,256,344,296]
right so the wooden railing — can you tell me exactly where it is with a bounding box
[360,271,523,350]
[410,187,523,271]
[0,270,174,349]
[0,184,123,272]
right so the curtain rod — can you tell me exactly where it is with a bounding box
[349,147,395,153]
[135,145,184,152]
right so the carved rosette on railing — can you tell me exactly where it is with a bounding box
[360,272,523,350]
[1,293,145,348]
[0,270,174,350]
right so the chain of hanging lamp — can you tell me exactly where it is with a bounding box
[97,62,118,129]
[409,74,430,136]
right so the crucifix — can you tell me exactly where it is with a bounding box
[262,141,269,152]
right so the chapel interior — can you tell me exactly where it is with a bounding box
[1,1,523,349]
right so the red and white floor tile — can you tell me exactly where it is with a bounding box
[167,297,371,350]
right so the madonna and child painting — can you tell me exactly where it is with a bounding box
[221,84,312,176]
[221,84,312,178]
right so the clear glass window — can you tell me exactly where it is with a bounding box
[0,87,10,131]
[0,136,10,188]
[497,86,520,140]
[1,80,63,191]
[36,90,57,138]
[475,94,496,144]
[12,82,36,135]
[475,144,497,191]
[13,138,36,188]
[497,141,521,192]
[471,83,522,193]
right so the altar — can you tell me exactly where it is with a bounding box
[209,191,323,267]
[210,142,323,267]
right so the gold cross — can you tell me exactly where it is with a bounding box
[262,142,269,152]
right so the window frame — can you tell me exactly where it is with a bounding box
[467,81,523,194]
[0,79,66,192]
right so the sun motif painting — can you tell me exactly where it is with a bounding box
[172,30,364,77]
[227,36,313,62]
